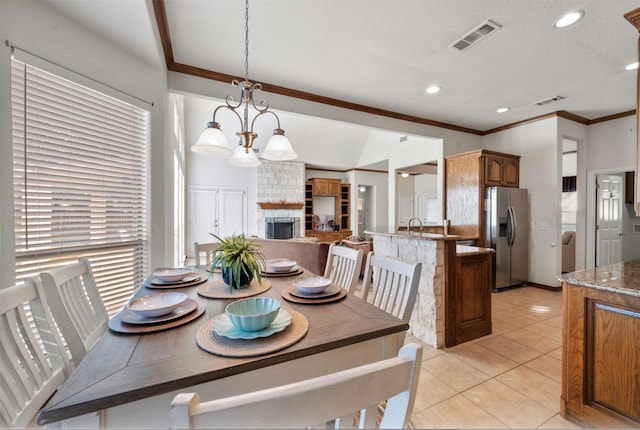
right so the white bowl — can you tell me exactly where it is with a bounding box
[225,297,280,332]
[294,276,332,294]
[267,258,297,272]
[127,292,188,318]
[153,268,191,282]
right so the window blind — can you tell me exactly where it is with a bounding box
[11,59,150,316]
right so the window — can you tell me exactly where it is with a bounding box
[11,58,150,316]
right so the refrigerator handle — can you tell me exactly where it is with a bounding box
[508,206,517,247]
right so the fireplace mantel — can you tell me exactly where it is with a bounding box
[257,202,304,210]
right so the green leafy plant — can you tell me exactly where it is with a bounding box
[209,233,266,289]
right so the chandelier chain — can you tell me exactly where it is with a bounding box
[244,0,249,82]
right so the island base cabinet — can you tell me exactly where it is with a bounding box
[445,252,492,347]
[562,282,640,428]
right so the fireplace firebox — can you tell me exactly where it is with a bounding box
[265,217,300,240]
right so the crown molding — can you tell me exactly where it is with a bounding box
[153,0,636,138]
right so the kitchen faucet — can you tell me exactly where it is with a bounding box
[407,217,423,236]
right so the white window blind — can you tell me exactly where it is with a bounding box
[11,58,150,316]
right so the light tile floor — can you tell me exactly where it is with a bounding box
[406,286,582,429]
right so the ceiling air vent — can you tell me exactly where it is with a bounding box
[534,96,565,106]
[450,19,501,51]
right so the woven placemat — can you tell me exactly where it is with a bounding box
[196,309,308,358]
[282,286,348,304]
[197,279,271,299]
[260,268,304,278]
[145,275,207,289]
[108,302,205,334]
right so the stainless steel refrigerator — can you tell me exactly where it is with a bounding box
[485,187,529,290]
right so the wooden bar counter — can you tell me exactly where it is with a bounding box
[560,261,640,428]
[366,229,493,348]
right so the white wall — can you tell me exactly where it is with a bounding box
[584,116,640,265]
[481,117,561,287]
[184,96,258,236]
[350,170,389,233]
[0,0,169,284]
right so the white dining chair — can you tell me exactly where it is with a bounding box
[0,278,70,428]
[170,343,422,429]
[39,258,109,369]
[361,252,422,323]
[194,242,219,267]
[323,244,363,293]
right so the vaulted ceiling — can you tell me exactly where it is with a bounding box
[44,0,639,135]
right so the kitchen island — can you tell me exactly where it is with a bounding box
[560,262,640,428]
[366,229,494,348]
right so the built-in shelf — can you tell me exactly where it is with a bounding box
[257,202,305,210]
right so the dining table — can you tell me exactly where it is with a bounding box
[37,265,409,429]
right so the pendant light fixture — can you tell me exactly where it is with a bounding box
[191,0,297,166]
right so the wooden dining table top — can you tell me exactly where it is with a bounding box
[38,266,408,425]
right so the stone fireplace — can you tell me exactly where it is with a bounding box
[256,160,305,238]
[265,217,300,239]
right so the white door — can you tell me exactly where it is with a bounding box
[418,193,438,224]
[397,194,413,227]
[218,189,246,238]
[189,186,247,257]
[596,174,623,266]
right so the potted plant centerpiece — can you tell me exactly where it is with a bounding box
[209,233,266,289]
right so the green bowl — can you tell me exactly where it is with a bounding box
[225,297,280,332]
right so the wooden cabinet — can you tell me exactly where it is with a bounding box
[484,153,519,187]
[311,178,341,196]
[562,280,640,428]
[305,178,352,242]
[340,183,350,231]
[445,149,520,245]
[625,171,635,204]
[445,250,493,347]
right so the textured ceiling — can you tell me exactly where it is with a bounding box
[46,0,639,133]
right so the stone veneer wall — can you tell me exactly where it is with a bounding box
[256,160,305,238]
[371,234,446,348]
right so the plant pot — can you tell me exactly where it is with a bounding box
[221,264,253,289]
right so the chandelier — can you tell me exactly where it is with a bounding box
[191,0,297,167]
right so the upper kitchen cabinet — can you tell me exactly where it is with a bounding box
[445,149,521,244]
[483,152,520,187]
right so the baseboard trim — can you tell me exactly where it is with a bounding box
[527,282,562,292]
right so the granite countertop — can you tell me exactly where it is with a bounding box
[559,260,640,298]
[456,245,494,256]
[364,229,459,241]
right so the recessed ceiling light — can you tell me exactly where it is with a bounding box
[426,85,441,94]
[625,62,639,71]
[554,10,584,28]
[496,107,509,113]
[401,172,409,178]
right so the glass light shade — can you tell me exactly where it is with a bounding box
[191,123,233,156]
[229,145,261,167]
[260,130,297,161]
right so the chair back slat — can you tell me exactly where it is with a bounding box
[323,244,363,293]
[194,242,219,266]
[362,253,422,323]
[170,343,423,429]
[40,259,108,369]
[0,279,68,428]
